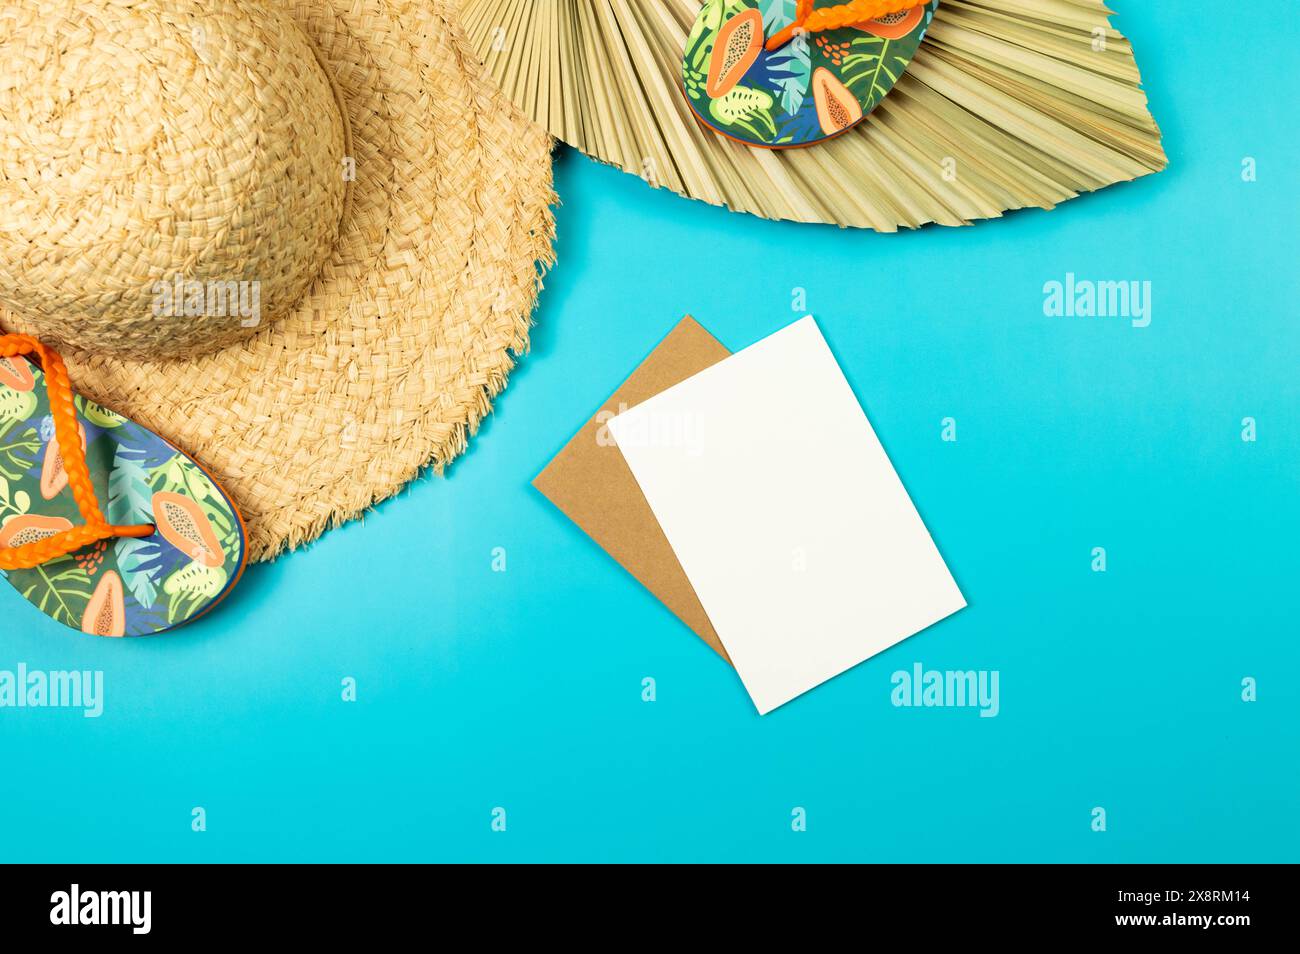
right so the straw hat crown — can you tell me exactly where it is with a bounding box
[0,0,347,358]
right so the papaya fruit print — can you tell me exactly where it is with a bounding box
[0,355,245,636]
[683,0,938,148]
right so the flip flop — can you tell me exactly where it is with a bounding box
[682,0,937,149]
[0,335,247,637]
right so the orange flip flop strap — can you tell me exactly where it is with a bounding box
[0,334,153,571]
[766,0,921,51]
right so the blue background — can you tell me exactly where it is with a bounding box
[3,4,1297,862]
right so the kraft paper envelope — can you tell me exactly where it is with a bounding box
[532,316,733,662]
[608,316,967,715]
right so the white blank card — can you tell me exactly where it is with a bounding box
[608,317,966,714]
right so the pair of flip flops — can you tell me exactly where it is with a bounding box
[0,335,246,637]
[683,0,937,149]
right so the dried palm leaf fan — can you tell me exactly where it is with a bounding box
[458,0,1167,230]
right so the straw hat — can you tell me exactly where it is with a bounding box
[0,0,556,559]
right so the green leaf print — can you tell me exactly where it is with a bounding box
[0,474,34,520]
[0,425,39,483]
[0,390,37,443]
[16,561,93,629]
[699,0,748,35]
[684,64,708,102]
[108,444,155,525]
[162,561,228,624]
[203,500,239,556]
[149,454,190,495]
[769,33,812,114]
[710,85,778,141]
[76,394,126,429]
[115,536,162,608]
[842,35,910,107]
[759,0,796,32]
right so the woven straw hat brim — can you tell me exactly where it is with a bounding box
[0,0,557,561]
[459,0,1167,231]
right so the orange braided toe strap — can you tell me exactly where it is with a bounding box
[0,334,153,571]
[766,0,922,51]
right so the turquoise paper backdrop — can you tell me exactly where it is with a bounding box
[1,3,1296,862]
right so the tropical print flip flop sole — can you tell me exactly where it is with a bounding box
[683,0,937,149]
[0,353,246,637]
